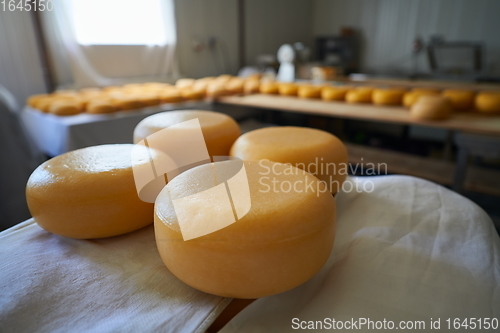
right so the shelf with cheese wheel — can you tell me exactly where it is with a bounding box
[216,94,500,137]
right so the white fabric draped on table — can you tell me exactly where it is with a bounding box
[222,176,500,332]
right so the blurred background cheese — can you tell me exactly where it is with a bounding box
[411,95,452,120]
[25,144,155,239]
[475,92,500,114]
[134,110,240,157]
[442,89,475,110]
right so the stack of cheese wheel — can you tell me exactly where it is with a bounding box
[26,144,156,239]
[154,159,336,298]
[133,110,241,157]
[475,92,500,114]
[230,126,348,194]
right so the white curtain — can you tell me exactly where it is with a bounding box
[42,0,179,88]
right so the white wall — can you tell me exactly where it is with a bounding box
[175,0,314,78]
[0,11,47,106]
[312,0,500,76]
[245,0,313,66]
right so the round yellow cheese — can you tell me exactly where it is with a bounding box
[345,87,374,104]
[244,79,260,94]
[26,144,155,239]
[159,88,184,104]
[410,95,452,120]
[175,78,195,89]
[475,92,500,114]
[259,81,279,94]
[403,91,439,108]
[154,159,336,298]
[134,110,240,157]
[48,99,83,116]
[278,83,298,96]
[230,126,348,194]
[442,89,475,110]
[86,99,116,114]
[321,86,350,101]
[297,85,322,99]
[372,89,405,106]
[225,78,245,94]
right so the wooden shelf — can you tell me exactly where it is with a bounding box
[346,143,500,196]
[217,94,500,136]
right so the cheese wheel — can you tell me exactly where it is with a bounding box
[410,95,452,120]
[214,75,233,85]
[372,89,405,106]
[278,83,298,96]
[403,91,439,108]
[180,87,205,100]
[134,110,240,156]
[411,88,441,94]
[225,78,245,94]
[259,81,279,94]
[321,86,350,101]
[86,99,117,114]
[159,88,184,103]
[176,78,195,89]
[345,87,373,104]
[230,126,348,194]
[154,159,336,298]
[244,79,260,94]
[206,82,230,97]
[297,85,321,99]
[26,144,155,239]
[138,92,161,106]
[33,96,56,112]
[441,89,475,110]
[27,94,49,108]
[48,99,82,116]
[111,96,144,110]
[475,92,500,114]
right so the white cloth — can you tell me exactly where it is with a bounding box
[0,220,230,333]
[20,103,210,156]
[222,176,500,332]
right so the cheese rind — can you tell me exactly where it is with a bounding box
[230,126,348,194]
[154,160,336,298]
[26,144,155,239]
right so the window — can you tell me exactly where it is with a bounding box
[71,0,172,45]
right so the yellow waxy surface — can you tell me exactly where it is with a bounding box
[230,126,348,194]
[154,160,336,298]
[133,110,240,157]
[442,89,475,110]
[321,86,350,101]
[26,144,155,239]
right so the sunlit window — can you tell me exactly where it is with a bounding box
[71,0,171,45]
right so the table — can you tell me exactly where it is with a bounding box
[2,176,498,332]
[20,101,211,156]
